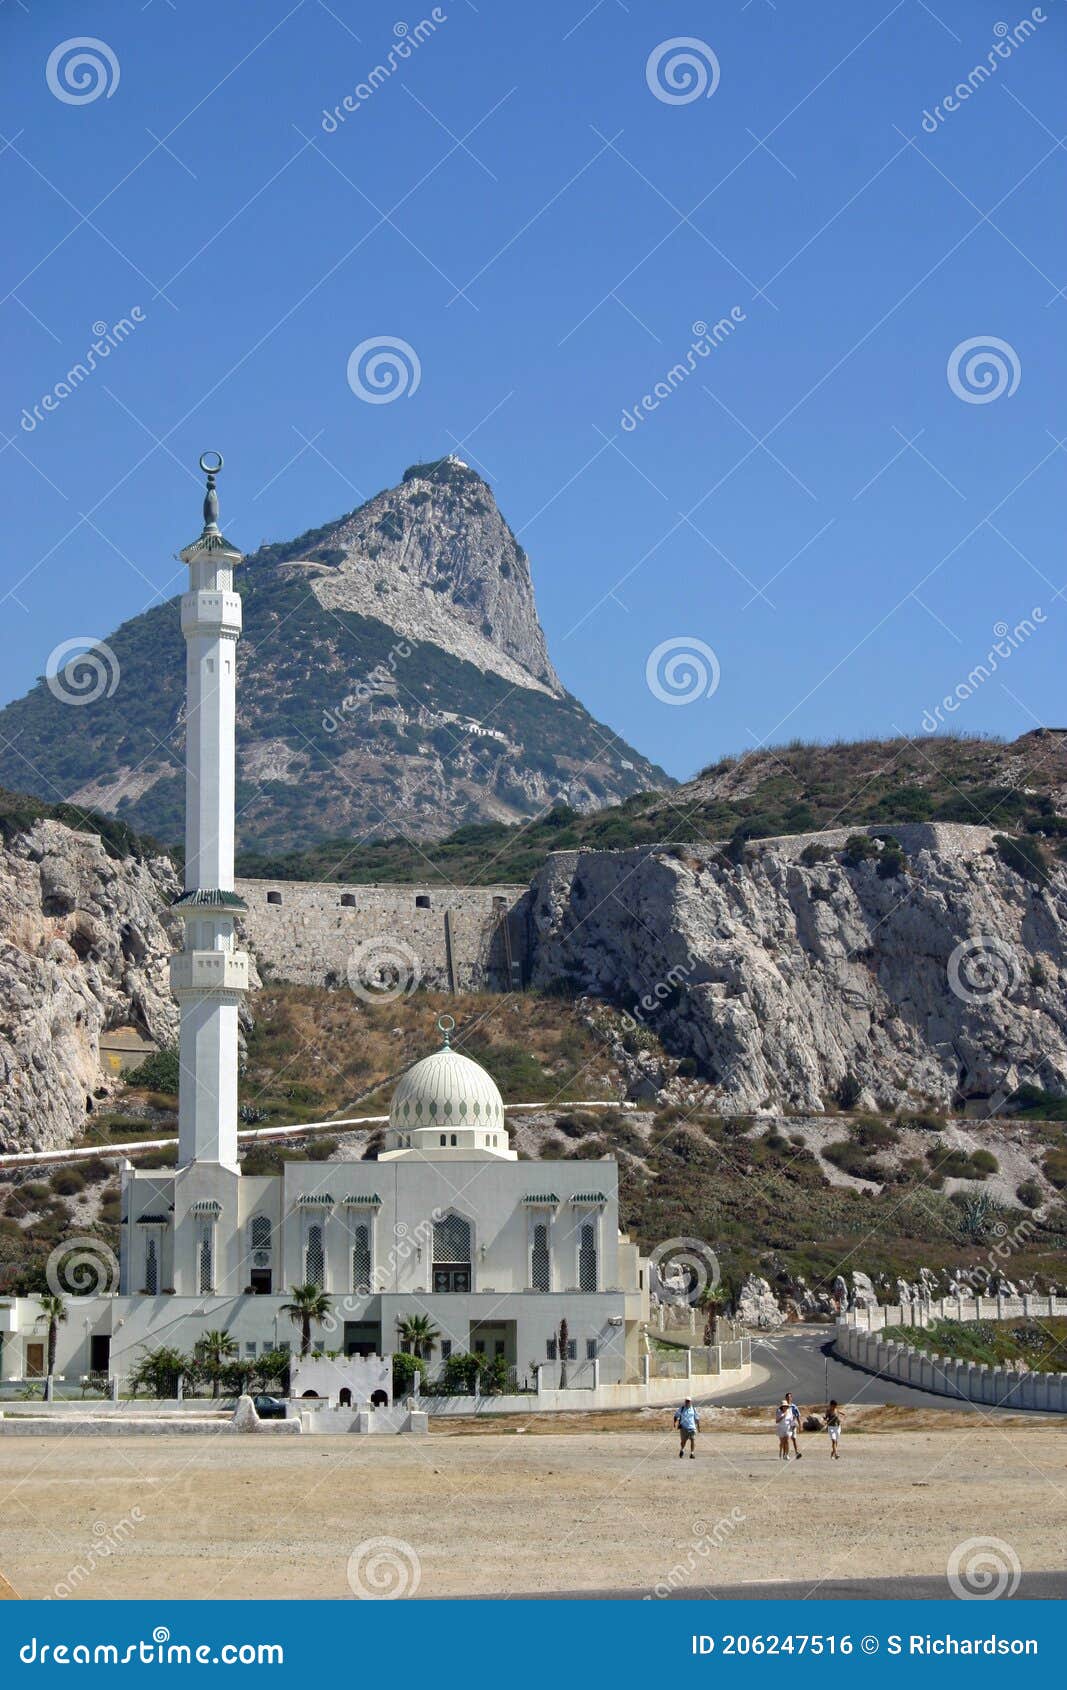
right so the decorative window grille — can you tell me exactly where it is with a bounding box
[250,1214,271,1267]
[145,1237,158,1295]
[351,1224,371,1293]
[433,1212,471,1264]
[579,1221,597,1293]
[305,1224,324,1288]
[531,1222,550,1292]
[198,1231,213,1294]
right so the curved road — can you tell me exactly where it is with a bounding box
[706,1324,1025,1415]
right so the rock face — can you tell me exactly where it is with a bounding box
[737,1274,785,1328]
[528,823,1067,1114]
[0,458,666,853]
[0,822,179,1152]
[305,457,561,696]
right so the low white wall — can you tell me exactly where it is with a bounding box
[417,1360,751,1416]
[834,1311,1067,1412]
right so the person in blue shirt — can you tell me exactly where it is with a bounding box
[673,1396,700,1459]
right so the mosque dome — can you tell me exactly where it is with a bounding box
[382,1017,515,1160]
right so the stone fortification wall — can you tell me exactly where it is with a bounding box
[235,878,529,992]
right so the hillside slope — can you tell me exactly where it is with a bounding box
[238,729,1067,884]
[0,458,666,853]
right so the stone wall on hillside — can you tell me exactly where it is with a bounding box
[235,878,530,993]
[527,822,1067,1114]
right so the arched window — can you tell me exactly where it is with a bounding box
[432,1211,471,1293]
[250,1215,271,1260]
[351,1225,371,1294]
[531,1222,550,1292]
[579,1221,597,1293]
[145,1236,158,1295]
[305,1224,324,1289]
[339,1387,352,1407]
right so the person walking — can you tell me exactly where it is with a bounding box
[783,1391,803,1459]
[825,1400,843,1459]
[673,1396,700,1459]
[775,1400,792,1461]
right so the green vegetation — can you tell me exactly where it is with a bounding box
[883,1317,1067,1373]
[125,1047,180,1094]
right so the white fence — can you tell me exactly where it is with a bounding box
[835,1304,1067,1412]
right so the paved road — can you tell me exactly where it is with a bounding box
[486,1570,1065,1600]
[705,1324,1006,1414]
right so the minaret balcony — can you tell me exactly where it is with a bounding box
[170,949,249,994]
[181,589,243,638]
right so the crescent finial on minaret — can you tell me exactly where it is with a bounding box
[179,449,242,564]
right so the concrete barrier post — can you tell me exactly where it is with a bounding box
[642,1355,651,1386]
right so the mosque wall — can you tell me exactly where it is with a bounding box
[235,878,530,993]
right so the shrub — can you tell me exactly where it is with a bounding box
[842,833,879,867]
[1016,1179,1043,1209]
[994,833,1051,886]
[850,1116,899,1150]
[835,1074,862,1110]
[306,1137,338,1162]
[126,1047,180,1094]
[391,1351,429,1395]
[800,842,832,866]
[49,1168,85,1197]
[823,1140,886,1181]
[1042,1148,1067,1191]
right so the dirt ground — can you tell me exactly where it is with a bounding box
[1,1413,1063,1600]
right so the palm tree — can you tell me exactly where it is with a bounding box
[195,1329,238,1398]
[395,1313,441,1359]
[281,1284,333,1358]
[36,1293,67,1390]
[558,1316,569,1390]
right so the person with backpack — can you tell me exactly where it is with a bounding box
[673,1397,700,1459]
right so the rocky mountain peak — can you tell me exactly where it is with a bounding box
[278,456,563,697]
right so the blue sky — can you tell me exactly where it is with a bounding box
[2,0,1065,783]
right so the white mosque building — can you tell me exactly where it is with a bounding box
[0,456,649,1395]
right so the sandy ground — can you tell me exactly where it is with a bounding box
[0,1413,1063,1600]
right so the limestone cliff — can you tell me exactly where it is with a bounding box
[528,823,1067,1114]
[0,822,179,1152]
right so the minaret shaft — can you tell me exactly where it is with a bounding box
[170,457,248,1173]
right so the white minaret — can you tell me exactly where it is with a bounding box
[170,452,249,1171]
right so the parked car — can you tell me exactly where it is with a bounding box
[252,1394,287,1420]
